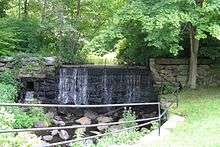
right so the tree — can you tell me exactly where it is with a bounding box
[86,0,220,88]
[142,0,220,89]
[0,0,10,18]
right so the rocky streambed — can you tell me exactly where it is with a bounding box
[33,106,159,146]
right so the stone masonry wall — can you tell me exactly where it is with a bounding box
[150,58,220,89]
[0,56,58,101]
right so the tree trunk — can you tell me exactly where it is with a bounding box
[41,0,47,23]
[187,26,199,89]
[18,0,21,18]
[76,0,81,18]
[23,0,28,18]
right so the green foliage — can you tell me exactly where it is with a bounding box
[0,0,10,18]
[0,70,18,86]
[0,83,18,102]
[95,130,144,147]
[0,107,15,129]
[0,18,20,56]
[71,128,86,147]
[0,132,44,147]
[160,83,177,95]
[12,107,51,129]
[85,0,220,65]
[93,108,143,146]
[121,107,137,128]
[11,53,46,76]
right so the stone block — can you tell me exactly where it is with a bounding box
[0,63,5,67]
[0,57,14,63]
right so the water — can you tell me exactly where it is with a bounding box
[25,91,34,102]
[58,68,88,104]
[58,66,155,104]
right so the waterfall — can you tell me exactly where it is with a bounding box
[58,68,88,104]
[57,66,156,104]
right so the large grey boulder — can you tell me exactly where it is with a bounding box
[59,130,70,140]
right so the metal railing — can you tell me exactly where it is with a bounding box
[0,99,177,146]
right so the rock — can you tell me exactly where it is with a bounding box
[42,135,53,141]
[75,117,91,125]
[97,116,113,123]
[51,130,59,136]
[58,121,65,126]
[0,56,14,63]
[84,110,98,120]
[44,57,56,66]
[54,115,63,121]
[0,66,6,72]
[53,119,66,126]
[109,125,123,132]
[53,119,65,126]
[97,125,108,131]
[59,130,70,140]
[0,63,5,67]
[34,122,48,128]
[142,111,157,118]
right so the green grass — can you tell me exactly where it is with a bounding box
[155,87,220,147]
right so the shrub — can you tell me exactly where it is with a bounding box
[160,83,177,95]
[0,107,15,129]
[94,108,144,146]
[12,107,51,129]
[0,83,18,102]
[0,70,18,87]
[0,132,45,147]
[95,130,144,147]
[121,107,137,128]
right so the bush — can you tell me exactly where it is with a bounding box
[0,107,15,129]
[121,107,137,128]
[12,107,51,129]
[0,83,51,129]
[0,132,45,147]
[95,130,144,147]
[0,70,18,87]
[160,83,177,95]
[0,83,18,102]
[94,108,144,146]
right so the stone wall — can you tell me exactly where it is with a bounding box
[0,56,58,101]
[149,58,220,89]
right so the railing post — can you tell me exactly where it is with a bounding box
[158,102,161,136]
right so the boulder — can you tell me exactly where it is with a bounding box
[34,121,48,128]
[54,115,63,121]
[97,125,108,131]
[44,57,56,66]
[75,117,91,125]
[59,130,69,140]
[97,116,113,123]
[51,130,59,136]
[0,63,5,67]
[84,110,98,120]
[42,135,53,141]
[109,125,123,132]
[53,119,66,126]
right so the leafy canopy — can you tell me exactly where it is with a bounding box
[85,0,220,64]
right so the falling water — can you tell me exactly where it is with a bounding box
[57,66,155,104]
[58,68,88,104]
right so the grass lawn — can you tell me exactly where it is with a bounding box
[155,87,220,147]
